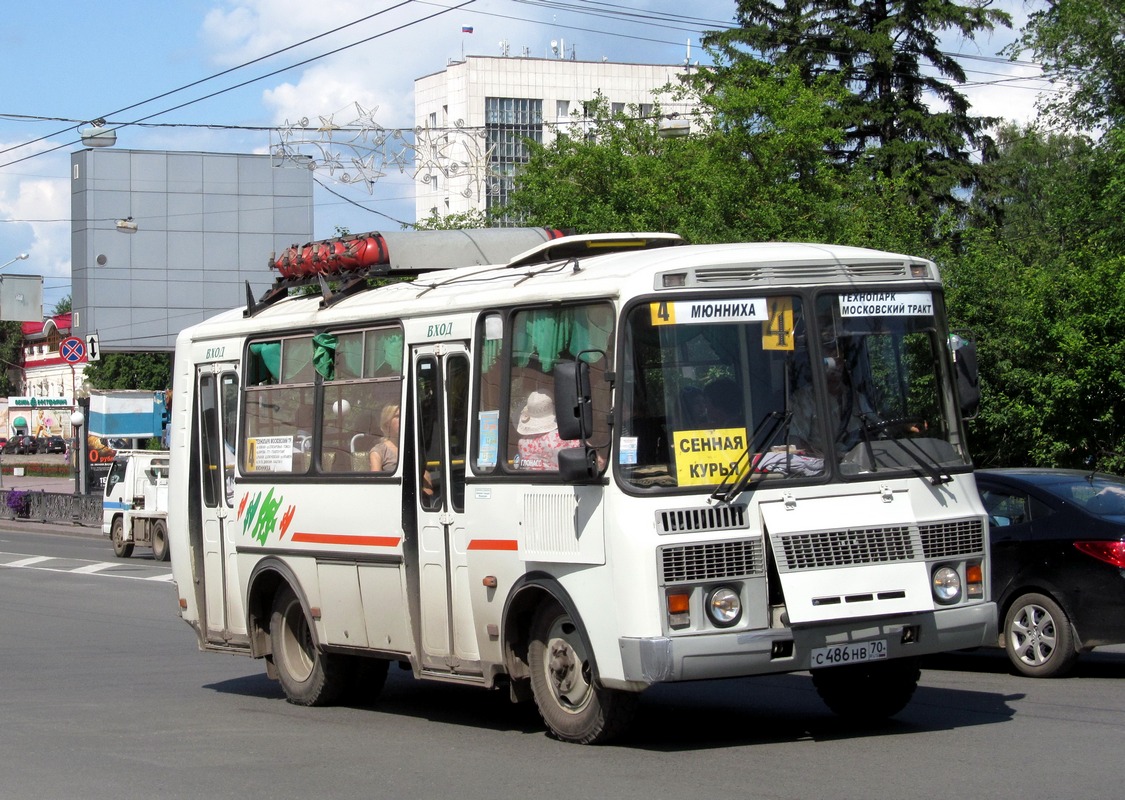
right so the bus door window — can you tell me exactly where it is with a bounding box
[446,354,469,512]
[415,356,443,510]
[198,373,222,508]
[220,371,238,506]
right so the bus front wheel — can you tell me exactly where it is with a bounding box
[269,586,347,706]
[812,656,921,721]
[110,517,134,559]
[527,600,637,745]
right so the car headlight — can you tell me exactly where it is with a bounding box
[706,586,742,627]
[932,565,962,605]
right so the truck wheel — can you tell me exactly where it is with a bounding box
[269,586,348,706]
[527,599,638,744]
[151,520,170,562]
[110,517,134,559]
[812,657,921,721]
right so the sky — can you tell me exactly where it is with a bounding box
[0,0,1049,314]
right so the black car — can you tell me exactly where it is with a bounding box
[44,435,66,454]
[4,434,34,454]
[976,468,1125,677]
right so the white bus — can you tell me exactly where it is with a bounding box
[168,228,996,744]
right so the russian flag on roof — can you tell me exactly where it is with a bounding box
[462,25,473,33]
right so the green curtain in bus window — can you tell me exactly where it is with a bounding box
[248,342,281,384]
[516,309,572,371]
[312,332,338,380]
[335,332,363,380]
[568,306,612,361]
[282,337,315,383]
[481,338,502,373]
[365,330,404,375]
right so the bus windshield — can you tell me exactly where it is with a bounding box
[618,291,970,491]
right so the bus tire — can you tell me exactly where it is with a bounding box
[151,519,170,562]
[269,586,347,706]
[111,517,134,559]
[812,656,920,721]
[527,599,637,744]
[348,656,390,705]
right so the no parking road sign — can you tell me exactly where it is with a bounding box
[60,336,87,364]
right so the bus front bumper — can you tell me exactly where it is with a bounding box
[616,602,997,686]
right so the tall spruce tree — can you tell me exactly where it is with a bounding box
[702,1,1010,207]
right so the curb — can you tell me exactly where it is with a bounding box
[0,517,104,538]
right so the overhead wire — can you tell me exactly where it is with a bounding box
[0,0,475,170]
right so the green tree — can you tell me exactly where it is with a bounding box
[703,0,1010,207]
[0,321,23,396]
[508,74,848,243]
[83,352,172,391]
[53,295,72,315]
[944,125,1125,470]
[1010,0,1125,131]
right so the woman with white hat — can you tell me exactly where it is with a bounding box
[515,391,580,471]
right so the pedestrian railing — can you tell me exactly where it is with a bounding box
[0,489,102,527]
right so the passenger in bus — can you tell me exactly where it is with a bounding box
[790,338,863,455]
[515,391,581,471]
[368,404,401,472]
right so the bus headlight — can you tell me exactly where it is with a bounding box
[931,565,962,605]
[706,586,742,627]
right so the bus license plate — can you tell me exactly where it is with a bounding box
[810,639,888,668]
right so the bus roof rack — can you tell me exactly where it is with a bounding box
[245,227,570,317]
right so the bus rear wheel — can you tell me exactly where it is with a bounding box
[151,520,170,562]
[110,517,134,559]
[812,656,921,721]
[527,600,637,744]
[269,586,347,706]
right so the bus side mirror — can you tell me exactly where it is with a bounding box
[558,446,598,482]
[555,360,592,441]
[951,334,980,420]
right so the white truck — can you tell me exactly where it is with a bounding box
[102,450,170,561]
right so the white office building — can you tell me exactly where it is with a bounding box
[414,56,696,223]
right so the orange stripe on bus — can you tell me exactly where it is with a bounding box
[467,539,519,551]
[290,532,401,547]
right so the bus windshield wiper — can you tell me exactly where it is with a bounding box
[711,410,791,506]
[859,413,952,485]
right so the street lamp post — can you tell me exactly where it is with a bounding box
[0,252,29,271]
[70,410,85,495]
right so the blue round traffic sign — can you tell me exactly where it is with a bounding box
[61,336,86,363]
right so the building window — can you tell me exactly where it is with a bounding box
[485,97,543,225]
[556,99,570,119]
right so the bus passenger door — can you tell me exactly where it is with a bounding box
[196,364,245,643]
[412,344,479,672]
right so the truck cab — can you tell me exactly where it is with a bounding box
[102,450,171,561]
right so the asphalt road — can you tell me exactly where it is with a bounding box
[2,525,1123,800]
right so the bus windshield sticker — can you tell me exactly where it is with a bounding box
[650,299,769,326]
[619,436,638,465]
[245,435,295,472]
[673,427,748,486]
[477,410,499,468]
[839,291,933,317]
[763,296,795,351]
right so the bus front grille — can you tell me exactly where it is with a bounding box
[661,539,765,584]
[919,518,985,558]
[775,526,915,571]
[657,504,746,534]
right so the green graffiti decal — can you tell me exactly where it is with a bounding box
[241,488,286,545]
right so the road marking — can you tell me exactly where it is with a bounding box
[71,562,117,574]
[6,556,52,567]
[0,550,173,583]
